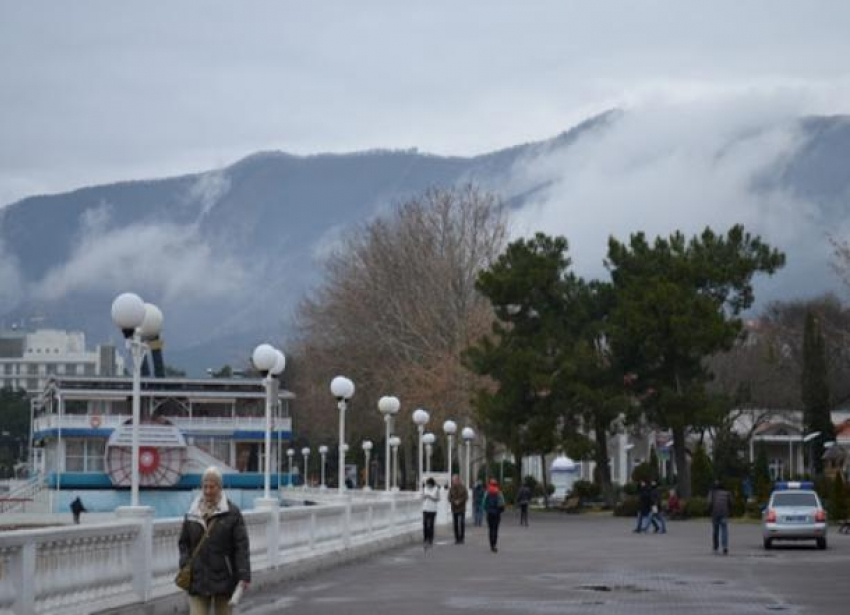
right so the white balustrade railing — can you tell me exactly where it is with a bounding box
[0,492,421,615]
[33,415,291,433]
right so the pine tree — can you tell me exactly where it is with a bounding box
[801,312,836,475]
[648,446,660,482]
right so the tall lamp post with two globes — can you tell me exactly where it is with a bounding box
[377,396,400,492]
[111,293,163,509]
[331,377,355,494]
[251,344,285,501]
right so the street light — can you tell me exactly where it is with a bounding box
[389,436,401,491]
[286,448,295,487]
[362,441,373,490]
[462,427,475,486]
[378,396,400,491]
[423,432,436,472]
[252,344,285,500]
[318,445,329,489]
[412,408,430,490]
[443,420,457,477]
[330,376,355,494]
[301,447,311,489]
[111,293,162,508]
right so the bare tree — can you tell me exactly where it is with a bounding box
[290,186,507,484]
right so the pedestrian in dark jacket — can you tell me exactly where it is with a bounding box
[178,467,250,614]
[634,481,654,533]
[650,481,666,534]
[516,484,532,527]
[70,496,86,524]
[708,479,733,555]
[472,481,485,527]
[448,475,468,544]
[482,479,505,552]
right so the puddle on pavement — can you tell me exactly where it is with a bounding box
[578,583,651,593]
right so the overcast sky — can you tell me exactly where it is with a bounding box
[2,0,850,207]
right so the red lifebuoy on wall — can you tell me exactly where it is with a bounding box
[138,447,161,475]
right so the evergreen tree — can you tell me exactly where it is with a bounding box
[801,312,836,475]
[648,446,660,482]
[753,443,772,502]
[690,444,715,497]
[606,225,785,497]
[830,473,848,522]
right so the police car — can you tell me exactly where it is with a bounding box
[762,481,827,549]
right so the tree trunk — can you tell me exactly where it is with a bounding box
[593,414,614,505]
[539,453,550,508]
[672,423,691,498]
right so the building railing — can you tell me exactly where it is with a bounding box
[32,414,291,434]
[0,492,421,615]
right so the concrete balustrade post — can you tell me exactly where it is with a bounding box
[11,542,36,615]
[115,506,155,602]
[344,497,352,548]
[309,509,316,549]
[255,497,280,567]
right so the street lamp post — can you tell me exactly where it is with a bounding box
[377,396,400,492]
[330,376,355,494]
[287,448,295,487]
[301,447,310,489]
[111,293,162,508]
[462,427,475,487]
[423,432,435,472]
[443,420,457,478]
[412,409,430,490]
[318,445,328,489]
[362,441,373,490]
[251,344,285,500]
[389,436,401,491]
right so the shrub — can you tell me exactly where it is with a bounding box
[745,500,763,519]
[502,482,517,505]
[684,496,709,517]
[571,480,600,500]
[613,495,639,517]
[830,473,849,522]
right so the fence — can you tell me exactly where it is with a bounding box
[0,491,422,615]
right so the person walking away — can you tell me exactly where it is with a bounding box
[70,496,86,524]
[708,479,733,555]
[178,466,250,615]
[422,477,440,549]
[482,479,505,552]
[472,480,485,527]
[634,481,654,533]
[448,475,468,544]
[650,481,667,534]
[517,482,532,527]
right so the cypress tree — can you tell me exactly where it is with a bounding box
[801,312,836,475]
[690,444,715,497]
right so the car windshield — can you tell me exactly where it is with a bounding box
[772,492,818,507]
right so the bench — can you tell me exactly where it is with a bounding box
[558,495,581,513]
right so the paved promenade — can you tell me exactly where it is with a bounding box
[238,511,850,615]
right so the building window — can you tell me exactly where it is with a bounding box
[194,437,231,466]
[64,439,106,472]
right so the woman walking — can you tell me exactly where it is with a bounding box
[482,479,505,552]
[422,477,440,549]
[178,466,250,615]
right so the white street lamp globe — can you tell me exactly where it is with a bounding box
[362,440,373,451]
[319,445,328,454]
[422,432,436,445]
[301,447,311,456]
[388,436,401,447]
[462,427,475,441]
[252,344,278,373]
[412,408,430,426]
[287,448,295,457]
[342,443,349,453]
[378,396,400,416]
[443,420,457,435]
[270,349,286,376]
[330,376,355,400]
[139,303,163,338]
[111,293,146,336]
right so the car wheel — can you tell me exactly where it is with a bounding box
[763,538,772,550]
[816,538,827,550]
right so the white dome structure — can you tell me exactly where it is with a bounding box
[550,455,579,498]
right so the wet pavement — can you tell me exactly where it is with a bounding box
[238,511,850,614]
